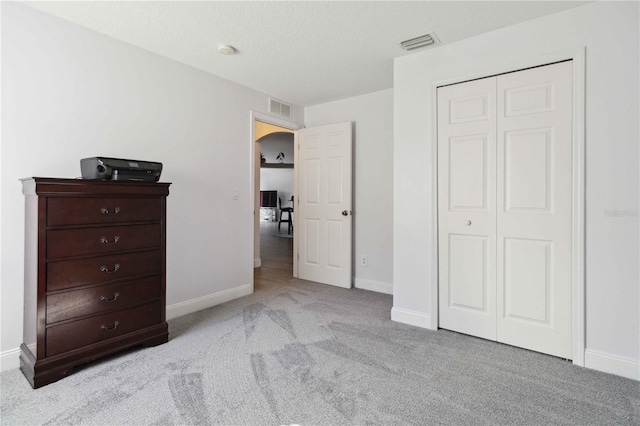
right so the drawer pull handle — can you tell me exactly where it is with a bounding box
[100,321,120,332]
[100,263,120,273]
[101,207,121,215]
[100,236,120,245]
[100,292,120,303]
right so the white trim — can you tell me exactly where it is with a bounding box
[254,257,262,268]
[354,277,393,294]
[252,112,301,131]
[391,307,434,330]
[584,349,640,381]
[0,347,21,372]
[166,284,252,321]
[293,130,298,279]
[430,47,587,366]
[571,48,586,367]
[430,74,440,331]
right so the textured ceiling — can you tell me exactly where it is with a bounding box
[23,1,588,107]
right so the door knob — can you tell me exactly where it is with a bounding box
[466,220,472,226]
[342,210,349,216]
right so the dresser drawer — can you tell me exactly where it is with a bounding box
[47,197,161,226]
[47,250,161,291]
[47,224,160,259]
[47,276,161,324]
[46,301,161,357]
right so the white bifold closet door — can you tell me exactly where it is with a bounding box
[437,61,573,359]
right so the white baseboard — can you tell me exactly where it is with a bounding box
[0,284,253,373]
[354,277,393,294]
[584,349,640,381]
[391,307,435,330]
[1,347,21,372]
[166,283,252,321]
[254,258,261,268]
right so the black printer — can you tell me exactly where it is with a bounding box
[81,157,162,182]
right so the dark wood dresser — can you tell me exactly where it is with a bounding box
[20,178,170,388]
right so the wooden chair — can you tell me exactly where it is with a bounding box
[278,197,293,234]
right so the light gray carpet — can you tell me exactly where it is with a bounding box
[1,278,639,425]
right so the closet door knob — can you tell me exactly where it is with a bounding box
[466,220,472,226]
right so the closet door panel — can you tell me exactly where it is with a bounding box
[504,128,553,212]
[496,61,573,359]
[438,77,497,340]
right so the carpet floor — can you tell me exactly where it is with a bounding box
[1,275,639,424]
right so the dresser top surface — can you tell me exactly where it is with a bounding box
[21,177,171,196]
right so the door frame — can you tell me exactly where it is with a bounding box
[249,111,302,292]
[430,47,586,366]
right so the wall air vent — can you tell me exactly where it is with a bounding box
[269,98,292,119]
[400,33,438,51]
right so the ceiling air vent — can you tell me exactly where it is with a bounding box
[400,33,438,51]
[269,98,292,119]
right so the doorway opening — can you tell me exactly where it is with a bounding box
[252,116,299,287]
[250,113,354,292]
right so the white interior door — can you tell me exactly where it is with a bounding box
[496,61,573,358]
[438,76,498,340]
[437,61,573,359]
[296,122,352,288]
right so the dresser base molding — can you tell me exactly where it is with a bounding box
[20,323,168,388]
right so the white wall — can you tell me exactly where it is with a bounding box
[0,2,303,368]
[260,132,294,165]
[393,2,639,380]
[260,133,294,202]
[260,169,294,205]
[306,89,394,294]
